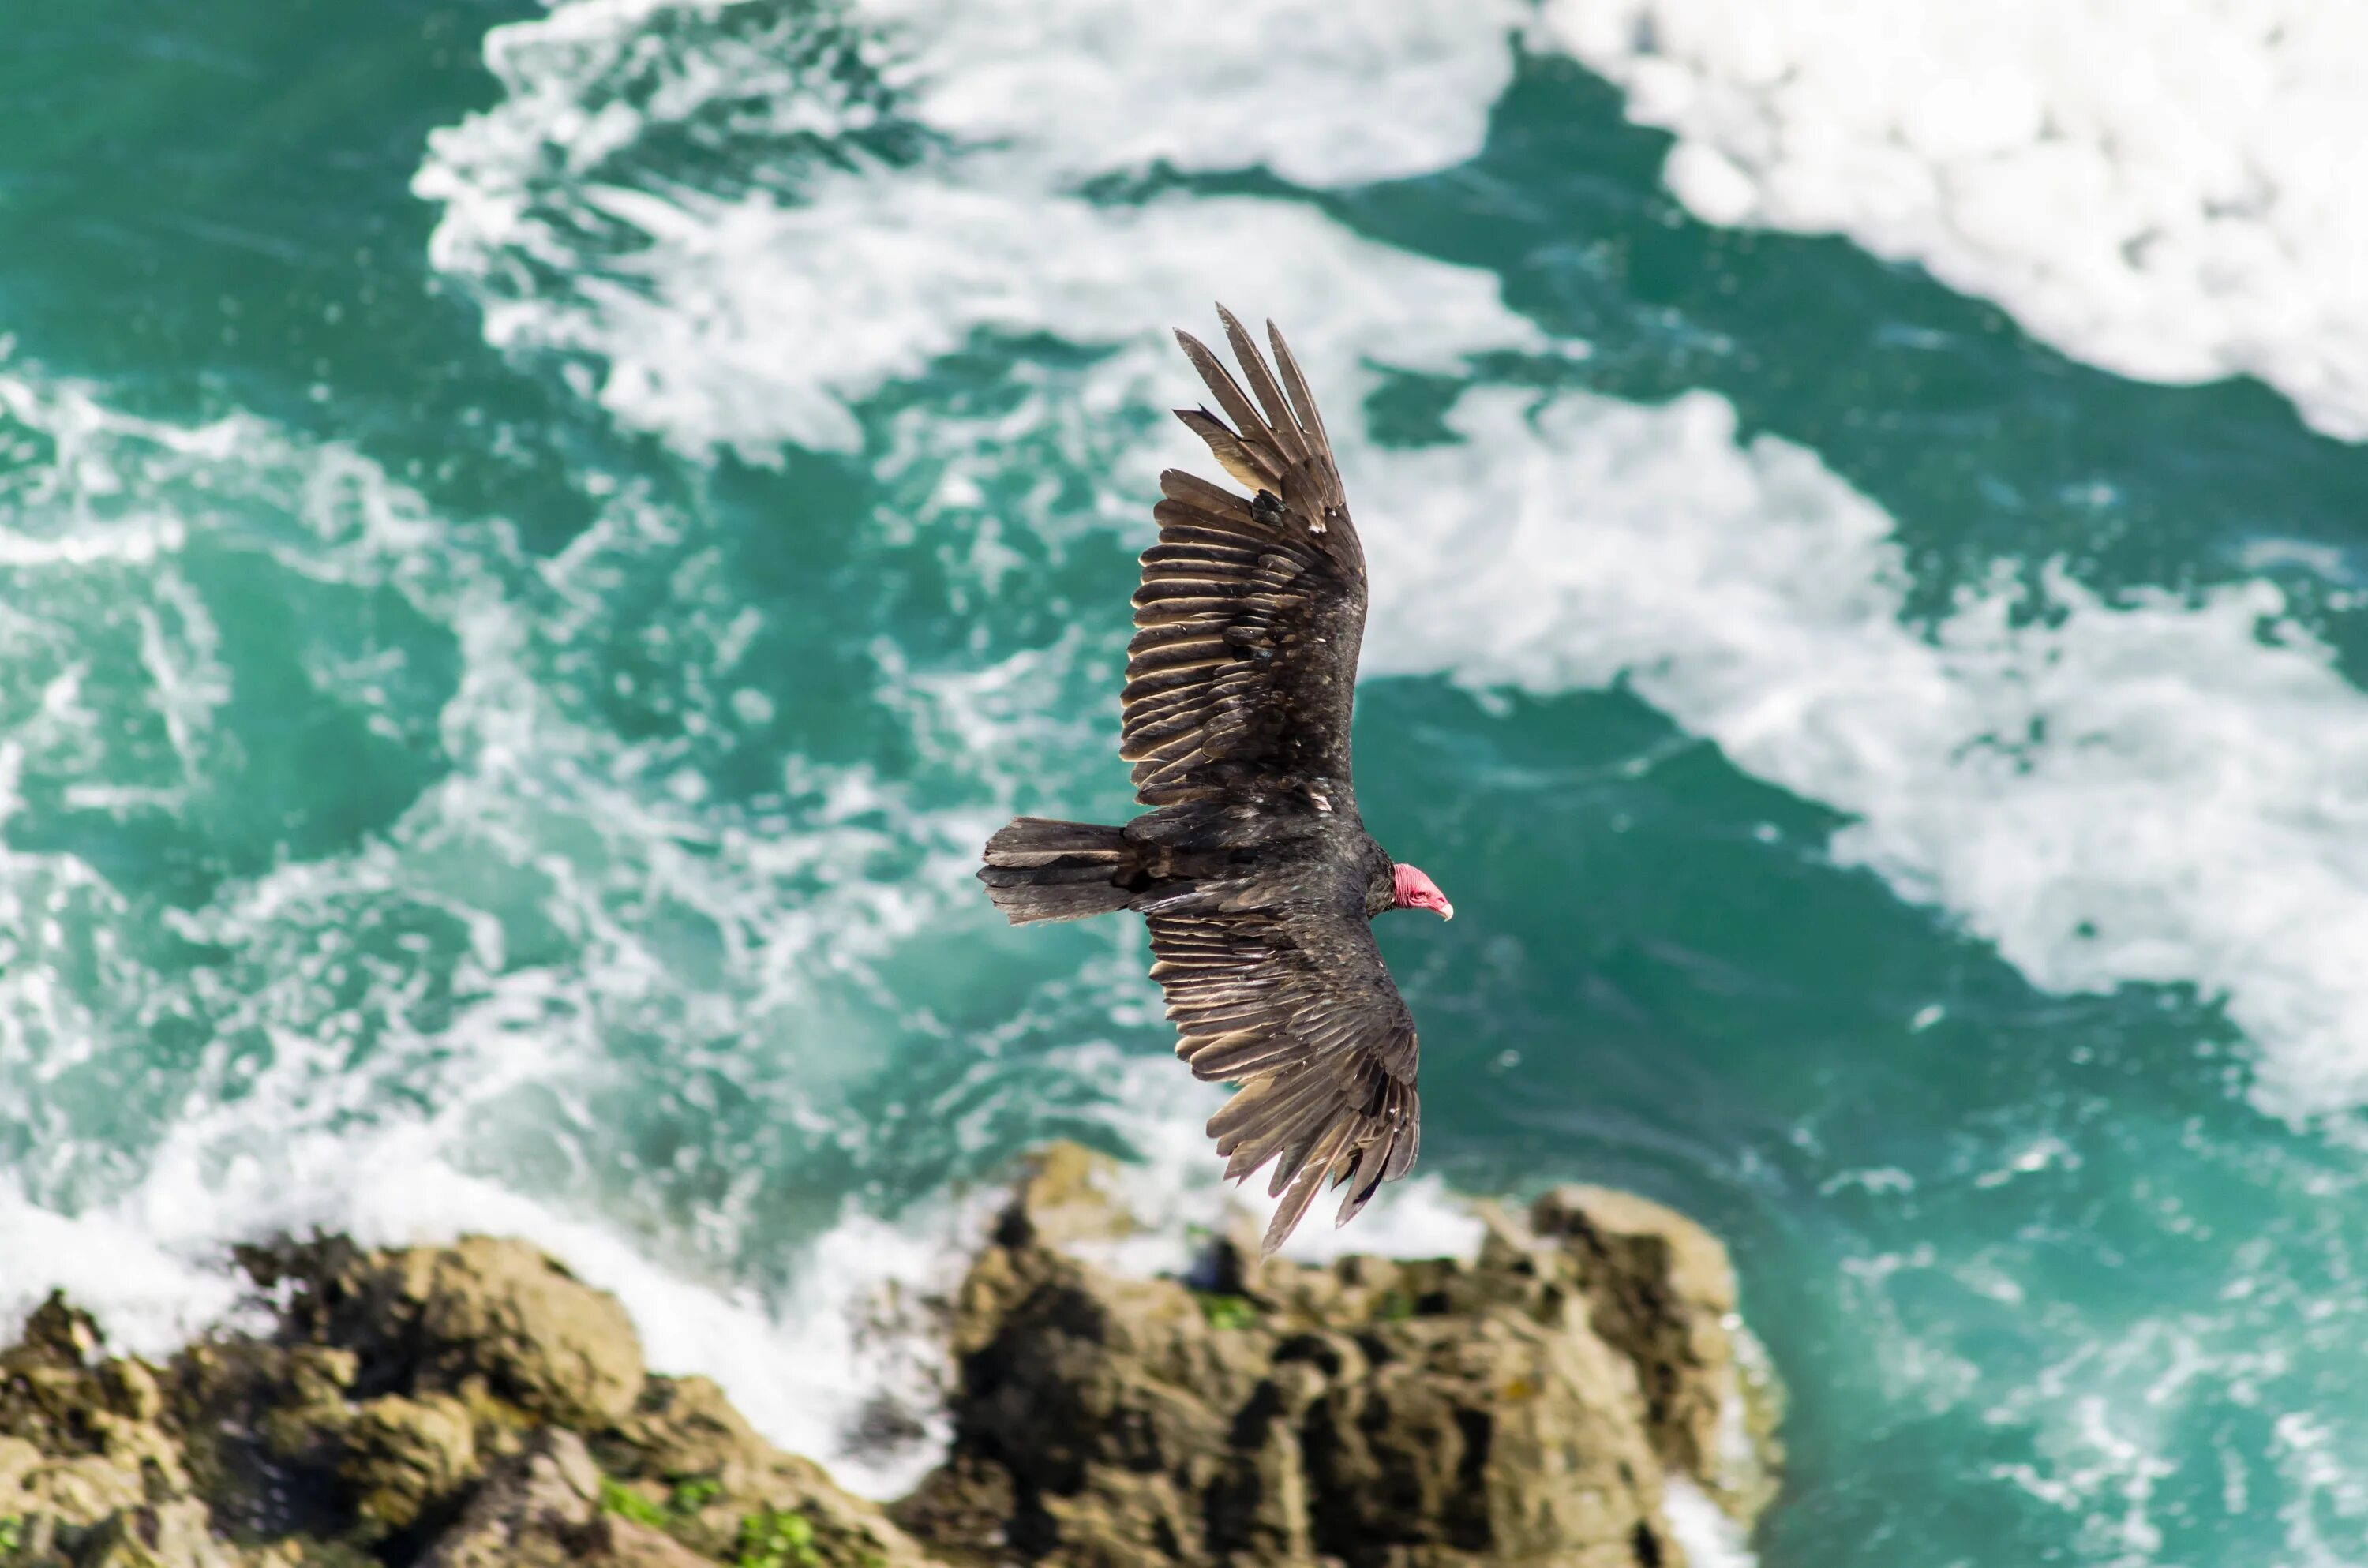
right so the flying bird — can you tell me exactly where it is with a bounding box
[976,306,1453,1253]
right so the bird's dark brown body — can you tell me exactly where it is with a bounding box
[1100,802,1395,922]
[976,308,1451,1252]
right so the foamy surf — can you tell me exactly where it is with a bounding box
[1045,1042,1488,1282]
[0,347,1489,1498]
[414,0,1535,458]
[1536,0,2368,441]
[1352,387,2368,1121]
[399,10,2368,1552]
[1663,1476,1759,1568]
[0,1042,1486,1501]
[0,358,1024,1493]
[0,1117,986,1498]
[402,12,2368,1547]
[418,0,2368,1122]
[23,2,2368,1559]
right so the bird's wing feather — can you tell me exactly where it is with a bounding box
[1124,308,1367,809]
[1148,904,1421,1252]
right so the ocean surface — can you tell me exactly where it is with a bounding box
[8,2,2368,1563]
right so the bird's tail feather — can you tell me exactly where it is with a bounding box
[977,818,1133,924]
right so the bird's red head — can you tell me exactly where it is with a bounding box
[1392,863,1454,921]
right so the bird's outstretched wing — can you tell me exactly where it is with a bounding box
[1122,306,1369,809]
[1149,905,1420,1252]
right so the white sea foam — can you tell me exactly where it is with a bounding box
[0,1181,254,1352]
[1053,1042,1486,1282]
[0,348,1484,1503]
[0,360,1036,1495]
[0,1116,995,1497]
[891,324,2368,1138]
[21,0,2368,1536]
[856,0,1523,189]
[706,191,1512,458]
[1535,0,2368,440]
[421,169,1553,459]
[395,9,2368,1549]
[413,0,1540,457]
[1662,1476,1759,1568]
[1351,387,2368,1119]
[418,0,2368,1124]
[0,1042,1474,1499]
[422,0,1522,252]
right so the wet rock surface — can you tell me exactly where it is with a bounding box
[2,1147,1780,1567]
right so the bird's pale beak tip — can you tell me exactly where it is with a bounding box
[1439,904,1456,922]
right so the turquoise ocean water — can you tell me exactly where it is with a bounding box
[9,4,2368,1563]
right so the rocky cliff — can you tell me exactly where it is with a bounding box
[0,1148,1779,1567]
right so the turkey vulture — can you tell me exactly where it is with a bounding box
[976,306,1452,1253]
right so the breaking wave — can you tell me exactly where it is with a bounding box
[1538,0,2368,440]
[13,2,2368,1559]
[416,0,2368,1121]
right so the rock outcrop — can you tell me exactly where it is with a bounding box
[0,1238,932,1568]
[894,1148,1780,1568]
[1,1147,1781,1568]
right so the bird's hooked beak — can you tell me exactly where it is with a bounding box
[1392,863,1453,921]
